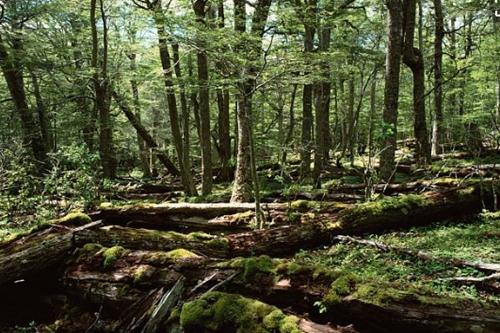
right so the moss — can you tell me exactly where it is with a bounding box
[164,248,200,259]
[133,264,154,283]
[207,237,229,251]
[73,243,103,264]
[324,273,358,305]
[339,194,433,227]
[180,292,301,333]
[457,186,475,197]
[100,246,129,268]
[56,212,92,226]
[263,309,285,329]
[243,255,274,282]
[290,200,315,210]
[230,211,255,224]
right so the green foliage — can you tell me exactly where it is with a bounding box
[45,145,101,210]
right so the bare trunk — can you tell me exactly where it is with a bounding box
[193,0,213,195]
[128,53,152,178]
[380,0,403,181]
[431,0,444,155]
[402,0,431,165]
[91,0,117,179]
[152,2,197,195]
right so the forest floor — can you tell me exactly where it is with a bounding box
[1,150,500,333]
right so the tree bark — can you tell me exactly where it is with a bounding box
[230,0,272,203]
[91,0,117,179]
[402,0,431,165]
[431,0,444,155]
[379,0,403,181]
[193,0,214,195]
[151,1,197,195]
[128,52,152,178]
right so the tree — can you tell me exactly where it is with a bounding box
[402,0,431,165]
[133,0,197,196]
[90,0,117,179]
[379,0,403,181]
[193,0,213,195]
[0,0,49,172]
[230,0,272,203]
[431,0,444,155]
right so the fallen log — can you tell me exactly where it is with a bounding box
[89,202,287,232]
[0,218,101,286]
[1,181,496,288]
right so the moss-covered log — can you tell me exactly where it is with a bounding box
[0,213,96,286]
[62,244,500,333]
[89,202,288,232]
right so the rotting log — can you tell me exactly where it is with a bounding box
[89,202,288,232]
[62,244,500,333]
[0,220,102,286]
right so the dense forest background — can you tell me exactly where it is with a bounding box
[3,1,500,332]
[0,0,499,213]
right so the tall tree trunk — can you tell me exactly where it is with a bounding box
[431,0,444,155]
[281,83,298,168]
[193,0,213,195]
[171,43,197,194]
[29,69,53,153]
[216,3,232,181]
[380,0,403,181]
[127,48,152,178]
[91,0,117,179]
[459,14,483,155]
[402,0,431,165]
[313,27,331,186]
[0,34,48,172]
[151,1,197,195]
[299,17,315,179]
[230,0,272,203]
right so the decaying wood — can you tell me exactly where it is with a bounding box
[298,318,353,333]
[332,235,500,273]
[141,277,185,333]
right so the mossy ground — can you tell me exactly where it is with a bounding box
[279,213,500,310]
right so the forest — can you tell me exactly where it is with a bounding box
[1,0,500,332]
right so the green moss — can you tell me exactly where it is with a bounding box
[72,243,103,264]
[243,255,274,282]
[231,211,254,224]
[324,273,357,305]
[56,212,92,226]
[180,292,301,333]
[133,264,153,283]
[164,249,200,259]
[339,194,433,226]
[290,200,314,210]
[457,186,475,197]
[207,237,229,251]
[100,246,129,268]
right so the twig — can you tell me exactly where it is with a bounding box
[440,272,500,283]
[84,305,103,333]
[189,272,218,295]
[207,271,241,293]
